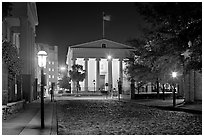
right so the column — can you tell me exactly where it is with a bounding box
[108,58,112,91]
[96,58,100,92]
[71,58,76,93]
[84,58,89,91]
[119,58,123,85]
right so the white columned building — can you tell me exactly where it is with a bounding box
[66,39,134,93]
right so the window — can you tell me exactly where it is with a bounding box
[49,68,51,71]
[102,43,106,48]
[49,75,51,78]
[12,33,20,53]
[52,68,54,71]
[101,64,104,70]
[49,82,51,86]
[52,75,54,78]
[52,62,54,65]
[49,61,51,64]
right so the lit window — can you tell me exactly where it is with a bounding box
[52,68,54,71]
[49,75,51,78]
[49,61,51,64]
[49,82,51,86]
[49,68,51,71]
[52,62,54,65]
[52,75,54,78]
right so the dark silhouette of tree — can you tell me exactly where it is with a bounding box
[2,2,13,20]
[134,2,202,73]
[125,3,201,97]
[58,75,71,90]
[69,64,86,95]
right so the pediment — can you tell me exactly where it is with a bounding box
[70,39,134,49]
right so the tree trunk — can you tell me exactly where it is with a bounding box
[76,81,79,96]
[130,79,135,99]
[156,78,159,99]
[162,84,165,100]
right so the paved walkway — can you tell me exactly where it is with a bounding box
[2,98,57,135]
[4,93,200,135]
[119,94,202,113]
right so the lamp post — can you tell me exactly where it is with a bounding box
[172,71,177,107]
[37,50,47,129]
[93,80,95,92]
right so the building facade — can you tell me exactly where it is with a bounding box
[2,2,38,103]
[36,43,58,96]
[66,39,135,93]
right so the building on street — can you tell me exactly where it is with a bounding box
[2,2,38,104]
[66,38,135,93]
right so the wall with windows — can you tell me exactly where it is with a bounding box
[3,2,38,103]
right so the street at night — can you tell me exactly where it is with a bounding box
[2,2,202,135]
[57,98,202,135]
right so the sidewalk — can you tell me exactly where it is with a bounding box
[2,98,57,135]
[119,94,202,114]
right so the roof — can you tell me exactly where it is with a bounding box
[69,38,134,49]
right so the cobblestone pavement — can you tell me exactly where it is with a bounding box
[57,99,202,135]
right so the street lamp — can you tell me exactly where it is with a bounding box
[107,55,112,60]
[60,66,66,71]
[172,72,177,78]
[171,71,177,107]
[37,50,47,129]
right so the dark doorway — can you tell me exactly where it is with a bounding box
[99,75,105,90]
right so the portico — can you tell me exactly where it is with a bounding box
[66,39,134,93]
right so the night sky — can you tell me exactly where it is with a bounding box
[35,2,147,65]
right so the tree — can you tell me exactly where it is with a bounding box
[125,3,201,96]
[134,2,202,73]
[2,2,13,20]
[58,75,71,90]
[69,64,86,95]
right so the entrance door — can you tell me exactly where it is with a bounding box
[99,75,105,90]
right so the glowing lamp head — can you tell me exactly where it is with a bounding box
[107,55,112,60]
[37,50,47,68]
[172,72,177,78]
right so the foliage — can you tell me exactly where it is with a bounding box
[125,2,202,85]
[2,41,22,80]
[69,64,86,92]
[135,2,202,72]
[58,75,71,89]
